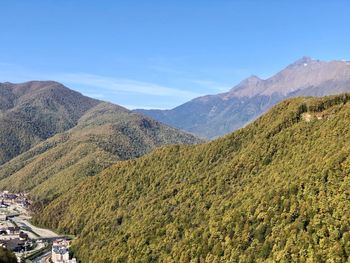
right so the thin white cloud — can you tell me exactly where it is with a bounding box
[190,79,230,92]
[54,73,200,99]
[82,92,105,99]
[0,63,210,109]
[0,62,200,100]
[148,65,185,75]
[120,104,169,110]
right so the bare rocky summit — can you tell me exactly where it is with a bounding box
[137,57,350,138]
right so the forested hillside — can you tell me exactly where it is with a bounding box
[0,81,201,204]
[35,94,350,262]
[0,81,99,164]
[0,247,17,263]
[0,102,201,204]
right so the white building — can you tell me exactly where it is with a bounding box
[51,239,77,263]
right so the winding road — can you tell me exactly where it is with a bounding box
[31,250,51,263]
[12,216,59,238]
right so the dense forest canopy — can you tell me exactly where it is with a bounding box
[0,81,100,165]
[33,94,350,262]
[0,248,17,263]
[0,82,200,205]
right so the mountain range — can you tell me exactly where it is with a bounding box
[0,81,99,164]
[0,81,201,203]
[137,57,350,138]
[2,57,350,262]
[35,94,350,262]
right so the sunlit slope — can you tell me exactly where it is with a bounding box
[0,81,100,164]
[35,94,350,262]
[0,102,201,203]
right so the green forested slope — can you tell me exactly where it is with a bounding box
[0,248,17,263]
[35,94,350,262]
[0,102,201,203]
[0,81,100,164]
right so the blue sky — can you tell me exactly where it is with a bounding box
[0,1,350,109]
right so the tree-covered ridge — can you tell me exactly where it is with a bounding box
[0,81,100,164]
[0,102,201,204]
[0,247,17,263]
[35,94,350,262]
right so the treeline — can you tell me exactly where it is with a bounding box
[33,94,350,262]
[0,248,17,263]
[0,91,200,205]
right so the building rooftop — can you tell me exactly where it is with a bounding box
[52,246,69,255]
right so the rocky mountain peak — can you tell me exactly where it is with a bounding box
[227,74,264,97]
[138,56,350,138]
[290,56,315,66]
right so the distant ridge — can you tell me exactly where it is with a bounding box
[137,57,350,138]
[0,81,99,164]
[0,81,201,203]
[36,93,350,262]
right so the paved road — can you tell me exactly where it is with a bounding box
[3,201,59,262]
[31,250,51,263]
[12,217,59,238]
